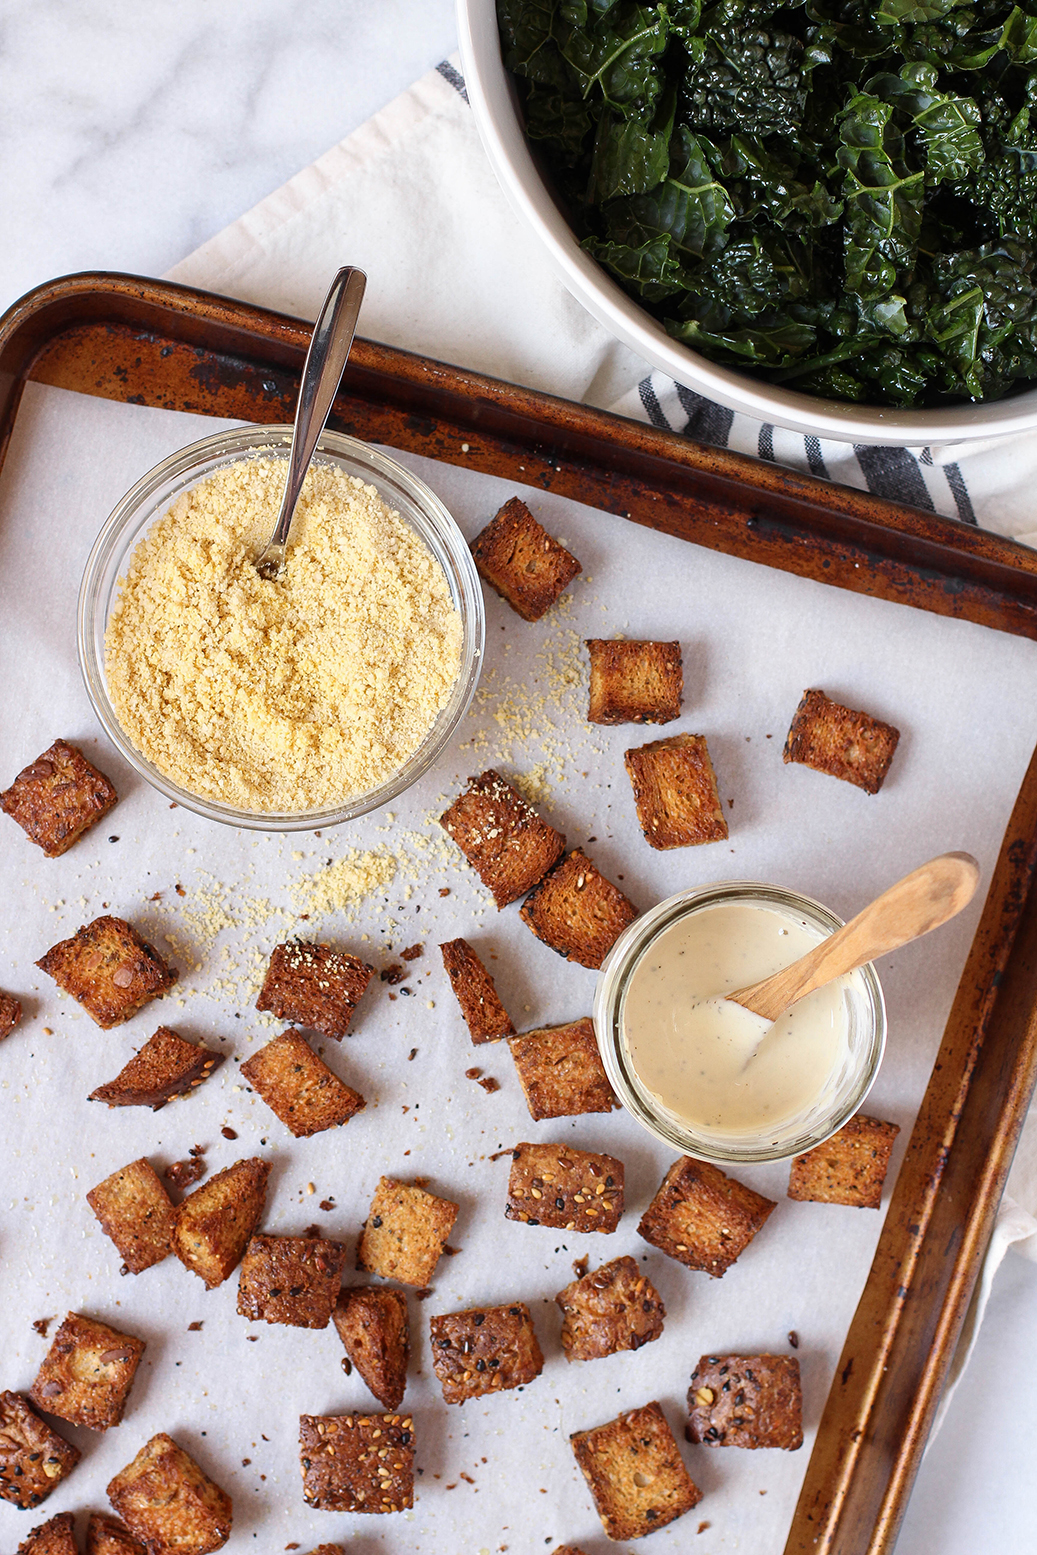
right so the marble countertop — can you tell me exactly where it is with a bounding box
[2,2,1035,1550]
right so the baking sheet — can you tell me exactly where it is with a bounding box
[3,381,1037,1555]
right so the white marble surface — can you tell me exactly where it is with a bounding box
[1,2,1035,1550]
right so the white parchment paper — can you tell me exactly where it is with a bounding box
[3,382,1037,1555]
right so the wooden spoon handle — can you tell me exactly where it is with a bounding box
[733,852,980,1023]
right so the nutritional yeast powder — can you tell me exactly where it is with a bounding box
[105,455,463,812]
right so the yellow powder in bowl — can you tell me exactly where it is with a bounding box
[104,455,463,812]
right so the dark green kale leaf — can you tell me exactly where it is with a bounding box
[715,134,844,229]
[587,85,676,198]
[679,24,808,136]
[524,82,597,160]
[558,1,672,111]
[866,61,983,180]
[667,311,817,363]
[498,0,578,90]
[837,93,925,312]
[926,237,1037,396]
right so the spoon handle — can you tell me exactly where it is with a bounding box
[733,851,980,1023]
[256,266,367,578]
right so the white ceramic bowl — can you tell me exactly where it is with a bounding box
[458,0,1037,447]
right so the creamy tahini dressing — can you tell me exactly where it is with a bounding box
[621,901,856,1136]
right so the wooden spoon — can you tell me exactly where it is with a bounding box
[731,851,980,1026]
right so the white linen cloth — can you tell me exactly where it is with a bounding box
[166,55,1037,1419]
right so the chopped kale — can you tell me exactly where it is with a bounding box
[497,0,1037,404]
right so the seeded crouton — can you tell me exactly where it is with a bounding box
[586,639,683,725]
[239,1028,365,1137]
[357,1177,459,1288]
[36,916,176,1029]
[0,989,22,1040]
[333,1287,409,1410]
[519,849,638,970]
[430,1302,544,1403]
[784,688,900,794]
[17,1512,78,1555]
[172,1157,269,1289]
[556,1255,665,1362]
[255,941,374,1040]
[638,1157,775,1276]
[87,1157,176,1273]
[508,1017,617,1120]
[440,770,565,909]
[84,1514,145,1555]
[299,1413,414,1513]
[687,1354,803,1449]
[0,1392,80,1508]
[439,938,515,1043]
[787,1114,901,1208]
[2,739,117,858]
[30,1312,144,1431]
[571,1401,702,1541]
[107,1433,232,1555]
[236,1234,346,1328]
[89,1027,223,1110]
[624,733,728,849]
[506,1142,624,1233]
[470,496,581,622]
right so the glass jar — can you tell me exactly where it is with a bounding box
[593,881,886,1165]
[77,425,484,832]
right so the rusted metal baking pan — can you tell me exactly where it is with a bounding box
[4,272,1037,642]
[3,271,1037,1554]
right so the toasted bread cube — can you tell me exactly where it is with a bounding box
[85,1514,145,1555]
[36,916,176,1029]
[2,739,117,858]
[172,1157,269,1289]
[357,1177,458,1288]
[551,1548,589,1555]
[332,1287,409,1410]
[429,1301,544,1403]
[236,1234,346,1328]
[687,1353,803,1449]
[440,770,565,909]
[470,496,581,622]
[87,1157,176,1273]
[506,1142,624,1233]
[17,1513,78,1555]
[89,1027,224,1110]
[255,941,374,1041]
[107,1433,232,1554]
[299,1413,413,1513]
[519,849,637,970]
[556,1255,665,1362]
[788,1114,901,1208]
[239,1028,365,1137]
[440,938,515,1044]
[509,1017,617,1120]
[0,989,22,1040]
[301,1548,343,1555]
[624,733,728,850]
[586,639,683,725]
[0,1392,80,1509]
[571,1401,702,1541]
[638,1157,775,1277]
[784,688,900,794]
[30,1312,144,1431]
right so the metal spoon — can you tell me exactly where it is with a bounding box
[254,265,367,580]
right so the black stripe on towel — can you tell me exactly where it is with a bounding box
[758,424,775,461]
[943,462,978,525]
[804,435,829,480]
[638,376,672,430]
[436,61,469,102]
[854,444,935,510]
[675,384,735,447]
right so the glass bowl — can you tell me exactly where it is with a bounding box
[77,425,484,831]
[593,881,886,1165]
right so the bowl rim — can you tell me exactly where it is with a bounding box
[77,424,485,832]
[457,0,1037,447]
